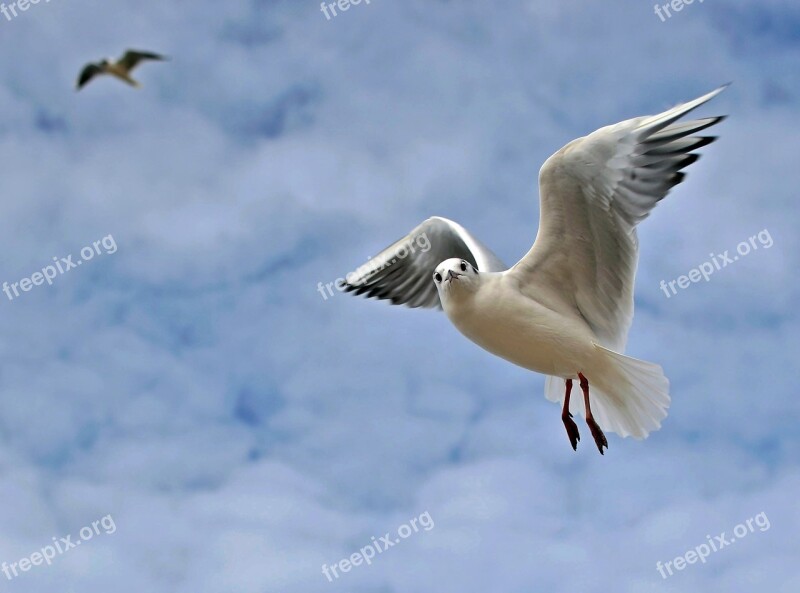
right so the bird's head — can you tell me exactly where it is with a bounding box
[433,258,480,303]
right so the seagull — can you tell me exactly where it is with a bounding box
[342,86,727,454]
[76,50,168,90]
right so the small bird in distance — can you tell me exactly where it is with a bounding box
[76,50,168,90]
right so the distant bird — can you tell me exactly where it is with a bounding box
[343,86,728,454]
[76,50,167,90]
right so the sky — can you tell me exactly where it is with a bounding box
[0,0,797,591]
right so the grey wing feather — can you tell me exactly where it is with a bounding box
[76,63,103,89]
[512,85,727,351]
[118,50,168,71]
[343,216,506,309]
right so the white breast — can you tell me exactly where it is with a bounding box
[442,274,597,378]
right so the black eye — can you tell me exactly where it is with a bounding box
[460,261,467,272]
[434,272,442,283]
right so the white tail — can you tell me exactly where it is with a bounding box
[544,344,670,439]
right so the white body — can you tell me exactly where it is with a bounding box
[442,272,595,378]
[435,258,670,440]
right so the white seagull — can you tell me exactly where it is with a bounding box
[76,50,168,90]
[343,86,727,454]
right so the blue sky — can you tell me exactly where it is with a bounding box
[0,0,797,591]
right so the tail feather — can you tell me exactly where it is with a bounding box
[544,345,670,439]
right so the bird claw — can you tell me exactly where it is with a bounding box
[586,417,608,455]
[562,412,581,451]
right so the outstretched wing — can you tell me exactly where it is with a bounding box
[510,86,727,351]
[342,216,507,309]
[117,50,168,71]
[76,63,104,90]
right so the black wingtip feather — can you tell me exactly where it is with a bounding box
[677,153,700,170]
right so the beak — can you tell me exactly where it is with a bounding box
[446,270,462,281]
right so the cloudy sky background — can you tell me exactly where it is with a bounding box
[0,0,797,591]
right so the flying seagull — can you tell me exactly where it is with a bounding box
[343,86,727,454]
[76,50,167,90]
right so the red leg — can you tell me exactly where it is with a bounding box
[578,373,608,455]
[561,379,580,450]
